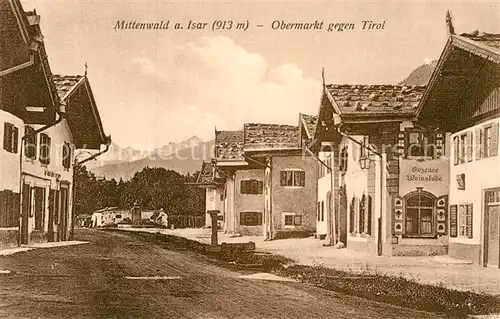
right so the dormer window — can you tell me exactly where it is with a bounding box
[403,129,443,160]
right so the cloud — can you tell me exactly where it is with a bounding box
[130,36,321,146]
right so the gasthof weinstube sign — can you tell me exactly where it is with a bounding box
[399,159,450,196]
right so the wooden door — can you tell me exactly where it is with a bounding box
[20,184,31,244]
[487,205,500,267]
[59,186,69,241]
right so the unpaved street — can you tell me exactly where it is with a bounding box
[0,229,444,319]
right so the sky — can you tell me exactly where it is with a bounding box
[21,0,500,150]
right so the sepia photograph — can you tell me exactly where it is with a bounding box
[0,0,499,318]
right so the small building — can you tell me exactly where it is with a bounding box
[417,17,500,266]
[195,161,224,228]
[91,207,131,227]
[0,1,108,248]
[311,81,450,256]
[209,116,318,239]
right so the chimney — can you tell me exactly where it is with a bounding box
[446,10,455,36]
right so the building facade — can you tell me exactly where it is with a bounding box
[0,1,108,248]
[417,25,500,266]
[311,83,451,256]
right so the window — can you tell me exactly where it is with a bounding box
[284,213,302,226]
[240,179,263,194]
[24,126,37,159]
[62,142,71,169]
[339,146,348,172]
[476,123,499,160]
[349,197,356,233]
[321,201,324,222]
[405,130,436,159]
[404,193,435,237]
[240,212,262,226]
[453,136,459,165]
[360,136,369,158]
[458,204,473,238]
[359,195,372,234]
[484,126,492,157]
[280,170,305,187]
[317,202,321,222]
[0,190,19,227]
[39,133,51,165]
[3,123,18,154]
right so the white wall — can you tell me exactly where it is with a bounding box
[449,117,500,246]
[0,110,23,192]
[317,148,333,236]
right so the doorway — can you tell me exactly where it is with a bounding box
[486,204,500,267]
[59,185,69,241]
[20,183,31,245]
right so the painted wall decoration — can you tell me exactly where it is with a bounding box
[399,159,449,196]
[393,195,404,235]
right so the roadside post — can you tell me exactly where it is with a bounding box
[206,210,221,253]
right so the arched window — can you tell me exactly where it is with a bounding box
[405,192,435,236]
[349,197,356,233]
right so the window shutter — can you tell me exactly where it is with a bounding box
[13,126,18,153]
[449,205,458,237]
[349,198,355,233]
[466,131,473,162]
[3,123,10,151]
[491,122,499,157]
[280,171,287,186]
[467,204,473,239]
[299,171,305,186]
[54,190,60,224]
[475,128,483,160]
[453,136,459,165]
[367,195,372,235]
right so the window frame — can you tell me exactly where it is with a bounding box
[240,179,263,195]
[280,169,305,187]
[403,193,436,238]
[458,203,473,238]
[3,123,19,154]
[39,133,51,165]
[240,211,262,226]
[283,212,302,227]
[404,129,437,160]
[62,142,72,169]
[24,125,37,160]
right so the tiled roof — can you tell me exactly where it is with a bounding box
[244,123,299,150]
[326,84,426,115]
[460,32,500,51]
[196,161,215,184]
[215,130,244,161]
[52,75,84,101]
[299,113,318,138]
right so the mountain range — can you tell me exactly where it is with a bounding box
[89,62,438,181]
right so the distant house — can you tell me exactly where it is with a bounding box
[311,83,450,256]
[417,17,500,266]
[200,115,318,239]
[0,0,108,248]
[195,161,224,228]
[91,207,131,227]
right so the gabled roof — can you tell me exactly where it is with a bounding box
[299,113,318,139]
[53,75,108,149]
[325,84,426,118]
[243,123,300,152]
[215,130,245,162]
[416,29,500,129]
[0,0,32,76]
[195,161,224,186]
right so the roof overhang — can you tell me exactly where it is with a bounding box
[215,160,248,166]
[63,77,107,149]
[416,35,500,130]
